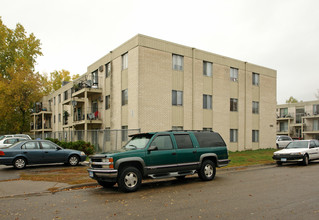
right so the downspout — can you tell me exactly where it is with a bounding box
[244,62,247,150]
[192,48,195,129]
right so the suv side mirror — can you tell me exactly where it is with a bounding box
[148,145,158,151]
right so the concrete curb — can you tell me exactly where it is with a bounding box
[0,163,277,198]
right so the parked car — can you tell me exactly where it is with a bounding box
[0,137,29,149]
[0,140,87,169]
[88,130,230,192]
[0,134,31,140]
[276,135,293,149]
[272,140,319,166]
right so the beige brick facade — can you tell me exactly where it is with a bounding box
[31,34,277,152]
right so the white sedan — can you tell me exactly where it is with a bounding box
[273,140,319,166]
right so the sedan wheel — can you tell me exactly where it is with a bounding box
[303,154,309,166]
[13,158,27,169]
[68,155,79,166]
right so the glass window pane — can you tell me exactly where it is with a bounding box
[174,134,193,149]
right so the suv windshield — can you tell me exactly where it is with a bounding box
[286,141,309,149]
[124,134,153,150]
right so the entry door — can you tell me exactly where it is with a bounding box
[40,141,66,163]
[21,141,43,164]
[146,135,176,174]
[174,134,198,170]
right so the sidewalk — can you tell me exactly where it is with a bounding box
[0,180,70,198]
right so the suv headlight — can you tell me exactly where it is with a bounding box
[102,157,114,169]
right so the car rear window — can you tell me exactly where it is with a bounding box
[194,132,226,148]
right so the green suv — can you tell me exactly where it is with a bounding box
[88,130,230,192]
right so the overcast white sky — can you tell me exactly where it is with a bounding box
[1,0,319,104]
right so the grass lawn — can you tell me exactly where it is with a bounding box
[228,148,277,167]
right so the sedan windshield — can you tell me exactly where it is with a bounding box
[124,134,152,149]
[286,141,309,149]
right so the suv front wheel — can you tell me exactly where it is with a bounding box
[198,160,216,181]
[118,167,142,192]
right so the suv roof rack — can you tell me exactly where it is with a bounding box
[166,130,214,132]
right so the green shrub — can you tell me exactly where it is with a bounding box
[45,138,94,155]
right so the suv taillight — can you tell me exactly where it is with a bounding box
[0,151,5,156]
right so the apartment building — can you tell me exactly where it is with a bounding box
[31,34,277,152]
[276,100,319,140]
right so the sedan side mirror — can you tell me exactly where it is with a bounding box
[56,147,62,151]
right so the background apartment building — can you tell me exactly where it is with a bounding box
[277,100,319,140]
[31,34,277,152]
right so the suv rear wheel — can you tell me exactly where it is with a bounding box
[198,160,216,181]
[118,167,142,192]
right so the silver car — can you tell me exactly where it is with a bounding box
[276,135,293,149]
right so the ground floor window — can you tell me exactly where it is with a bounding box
[230,129,238,142]
[122,126,128,142]
[252,130,259,142]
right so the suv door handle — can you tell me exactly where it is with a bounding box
[193,150,197,154]
[172,152,176,155]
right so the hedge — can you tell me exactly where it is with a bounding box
[46,138,94,156]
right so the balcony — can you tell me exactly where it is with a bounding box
[303,125,319,134]
[72,80,102,99]
[73,107,103,126]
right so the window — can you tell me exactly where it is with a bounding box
[105,62,111,77]
[230,67,238,82]
[172,126,183,130]
[252,130,259,142]
[194,132,226,148]
[174,134,194,149]
[296,108,304,123]
[122,126,128,142]
[230,129,238,142]
[230,98,238,112]
[105,95,110,110]
[203,61,212,76]
[151,135,173,150]
[280,121,288,132]
[314,119,319,131]
[54,97,56,105]
[22,142,39,150]
[41,142,57,150]
[252,73,259,86]
[92,70,98,87]
[313,105,319,115]
[105,127,111,141]
[58,113,61,122]
[203,94,212,109]
[64,90,68,101]
[280,108,288,118]
[54,115,56,123]
[122,53,128,70]
[172,90,183,106]
[252,101,259,114]
[172,54,183,71]
[122,89,128,106]
[58,94,61,103]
